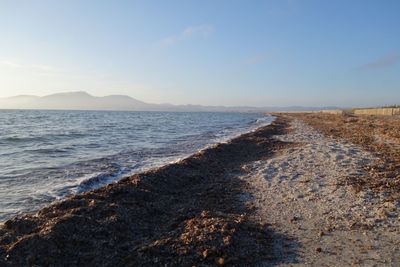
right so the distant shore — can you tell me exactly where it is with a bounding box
[1,113,399,266]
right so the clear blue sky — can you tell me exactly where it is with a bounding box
[0,0,399,107]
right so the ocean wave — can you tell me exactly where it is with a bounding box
[76,169,131,193]
[255,117,273,125]
[1,136,46,143]
[0,111,274,221]
[27,148,72,154]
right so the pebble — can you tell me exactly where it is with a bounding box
[290,216,300,223]
[216,257,225,265]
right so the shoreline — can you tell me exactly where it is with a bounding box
[1,113,399,266]
[0,116,291,266]
[0,112,273,222]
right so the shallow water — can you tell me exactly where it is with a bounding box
[0,110,272,221]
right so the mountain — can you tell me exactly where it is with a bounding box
[0,91,342,112]
[28,91,150,110]
[0,91,150,111]
[0,95,40,107]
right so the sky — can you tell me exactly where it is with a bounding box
[0,0,399,107]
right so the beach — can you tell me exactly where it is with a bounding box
[242,113,400,265]
[1,114,399,266]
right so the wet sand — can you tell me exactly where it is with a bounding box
[1,114,399,266]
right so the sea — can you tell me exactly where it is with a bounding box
[0,110,273,221]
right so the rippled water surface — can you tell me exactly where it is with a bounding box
[0,110,272,221]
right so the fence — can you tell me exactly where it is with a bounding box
[353,108,400,116]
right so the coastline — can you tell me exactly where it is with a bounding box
[1,113,399,266]
[0,111,272,222]
[0,116,291,266]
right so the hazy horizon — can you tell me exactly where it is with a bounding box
[1,1,399,107]
[0,90,342,107]
[0,90,347,112]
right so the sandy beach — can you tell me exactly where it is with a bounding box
[242,114,400,266]
[1,114,399,266]
[2,1,399,266]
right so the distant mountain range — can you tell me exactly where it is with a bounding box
[0,91,341,112]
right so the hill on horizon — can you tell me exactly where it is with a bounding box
[0,91,341,112]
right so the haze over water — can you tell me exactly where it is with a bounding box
[0,110,272,221]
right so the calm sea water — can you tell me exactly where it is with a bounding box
[0,110,272,221]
